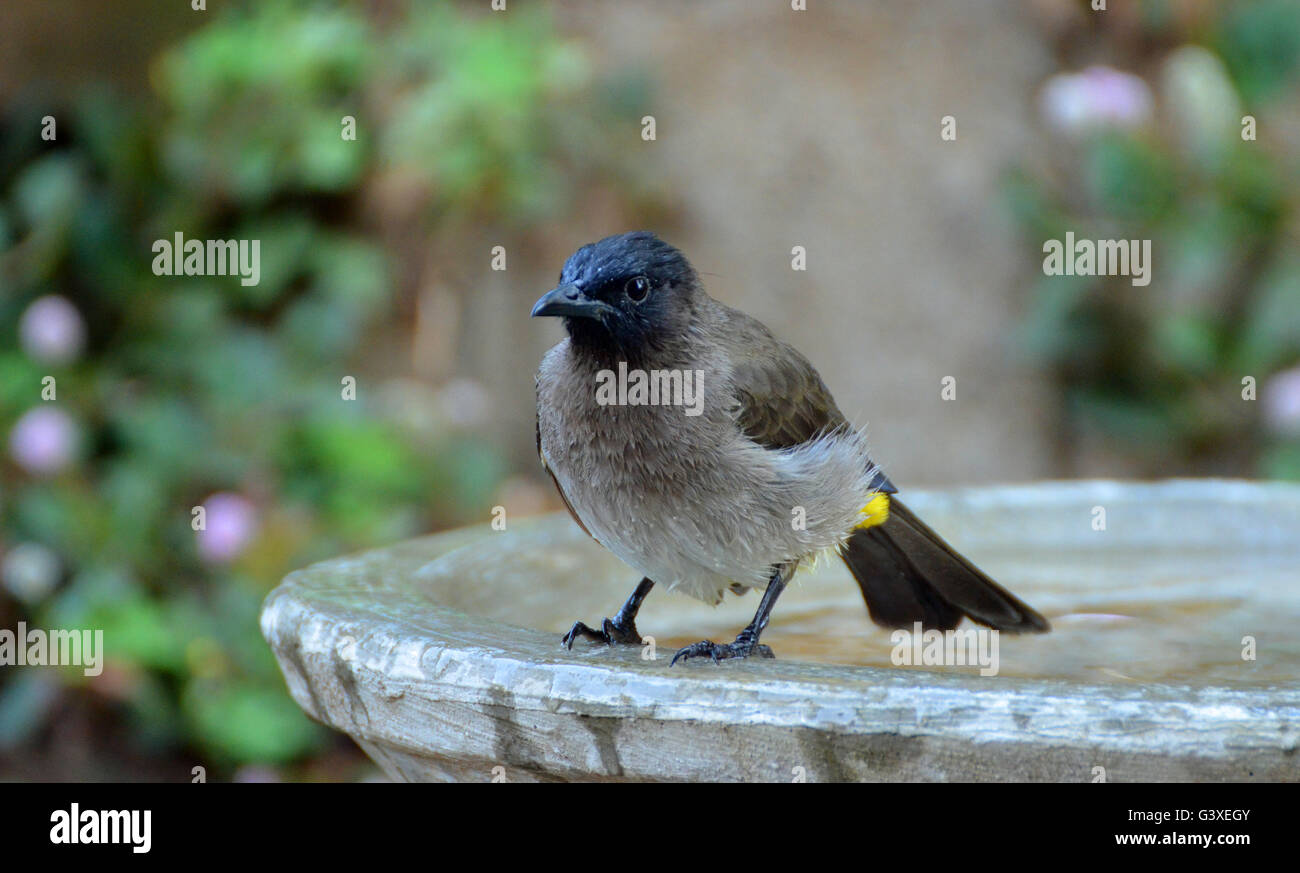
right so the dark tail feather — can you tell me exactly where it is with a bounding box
[840,498,1050,633]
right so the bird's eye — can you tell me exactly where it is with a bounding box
[625,276,650,303]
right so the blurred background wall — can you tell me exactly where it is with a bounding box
[1,0,1297,779]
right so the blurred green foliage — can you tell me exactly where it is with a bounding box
[0,0,636,775]
[1006,0,1300,476]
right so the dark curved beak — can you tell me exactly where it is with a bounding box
[531,283,609,320]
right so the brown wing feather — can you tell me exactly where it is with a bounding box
[723,309,895,492]
[731,346,846,450]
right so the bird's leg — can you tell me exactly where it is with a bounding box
[671,566,788,666]
[562,577,655,649]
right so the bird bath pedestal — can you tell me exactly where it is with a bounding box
[261,480,1300,782]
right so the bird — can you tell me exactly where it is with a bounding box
[531,231,1049,666]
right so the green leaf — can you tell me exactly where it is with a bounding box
[183,680,324,764]
[1083,134,1177,221]
[1216,0,1300,103]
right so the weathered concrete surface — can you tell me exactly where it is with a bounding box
[262,481,1300,782]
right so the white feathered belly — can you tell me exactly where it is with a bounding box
[544,425,880,605]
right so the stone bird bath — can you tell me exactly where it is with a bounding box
[261,480,1300,781]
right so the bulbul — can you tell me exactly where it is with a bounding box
[532,231,1049,666]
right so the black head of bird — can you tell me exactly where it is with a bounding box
[530,231,699,360]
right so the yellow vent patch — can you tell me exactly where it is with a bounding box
[855,493,891,530]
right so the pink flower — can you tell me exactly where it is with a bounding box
[8,407,78,474]
[19,295,86,365]
[1040,66,1153,135]
[196,493,258,563]
[1263,367,1300,438]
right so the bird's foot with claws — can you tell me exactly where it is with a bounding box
[561,616,642,650]
[670,632,774,666]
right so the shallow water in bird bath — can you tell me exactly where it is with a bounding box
[645,546,1297,685]
[404,482,1299,689]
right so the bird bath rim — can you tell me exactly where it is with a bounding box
[261,479,1300,781]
